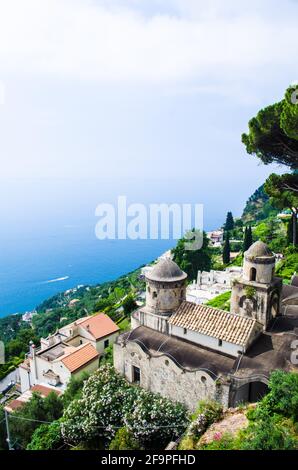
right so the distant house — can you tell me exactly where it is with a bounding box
[4,384,61,413]
[19,312,120,393]
[207,230,224,246]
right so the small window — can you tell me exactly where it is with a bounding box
[183,328,187,335]
[104,339,109,349]
[218,339,222,347]
[201,376,206,384]
[153,291,157,298]
[147,286,151,293]
[165,359,169,366]
[80,339,83,345]
[250,267,257,281]
[132,366,140,384]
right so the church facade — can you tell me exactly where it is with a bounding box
[114,241,298,411]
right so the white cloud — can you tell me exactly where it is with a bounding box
[0,0,297,84]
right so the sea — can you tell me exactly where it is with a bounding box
[0,232,177,318]
[0,176,241,319]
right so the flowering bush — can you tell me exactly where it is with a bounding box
[124,389,188,448]
[62,365,188,449]
[186,400,223,440]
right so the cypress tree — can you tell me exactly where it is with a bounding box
[287,215,298,246]
[243,225,253,251]
[225,212,234,231]
[222,232,231,264]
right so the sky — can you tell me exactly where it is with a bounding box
[0,0,297,233]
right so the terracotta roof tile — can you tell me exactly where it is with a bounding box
[79,312,119,340]
[61,342,99,372]
[169,301,260,346]
[31,384,62,396]
[5,399,24,412]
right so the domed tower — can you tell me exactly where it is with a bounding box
[145,258,187,315]
[132,258,187,334]
[231,241,282,330]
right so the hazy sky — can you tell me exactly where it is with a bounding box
[0,0,297,230]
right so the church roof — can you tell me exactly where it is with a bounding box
[145,258,187,282]
[245,241,273,259]
[119,326,236,376]
[169,301,261,346]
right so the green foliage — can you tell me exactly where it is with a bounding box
[0,406,7,450]
[172,230,212,281]
[242,184,278,224]
[9,392,63,449]
[255,371,298,421]
[275,250,298,281]
[199,433,237,450]
[243,226,253,251]
[179,401,223,449]
[62,372,90,408]
[281,86,298,141]
[124,389,187,449]
[122,295,138,316]
[222,232,231,264]
[100,344,114,366]
[242,88,298,169]
[206,291,231,312]
[240,414,298,450]
[245,286,256,300]
[264,173,298,245]
[109,427,141,450]
[62,365,188,450]
[224,212,234,231]
[192,400,223,427]
[27,420,63,450]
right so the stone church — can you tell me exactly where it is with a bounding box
[114,241,298,411]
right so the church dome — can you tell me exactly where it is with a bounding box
[245,241,274,261]
[246,241,272,257]
[145,258,187,283]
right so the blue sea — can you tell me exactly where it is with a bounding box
[0,230,176,318]
[0,175,248,318]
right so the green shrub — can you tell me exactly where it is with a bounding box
[109,427,141,450]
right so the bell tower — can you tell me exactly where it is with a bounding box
[230,241,282,330]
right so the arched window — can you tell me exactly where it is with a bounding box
[250,267,257,281]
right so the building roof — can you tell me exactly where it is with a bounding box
[31,384,62,396]
[61,342,99,372]
[245,241,273,260]
[145,258,187,283]
[119,326,236,377]
[79,312,119,340]
[5,399,25,413]
[168,301,260,346]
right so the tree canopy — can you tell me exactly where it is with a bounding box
[264,173,298,245]
[172,230,212,280]
[242,86,298,169]
[224,212,234,231]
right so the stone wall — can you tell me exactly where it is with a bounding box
[114,340,230,412]
[145,279,186,315]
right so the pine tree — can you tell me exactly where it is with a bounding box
[222,232,231,264]
[225,212,234,231]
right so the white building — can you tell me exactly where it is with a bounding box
[19,312,120,393]
[186,267,242,304]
